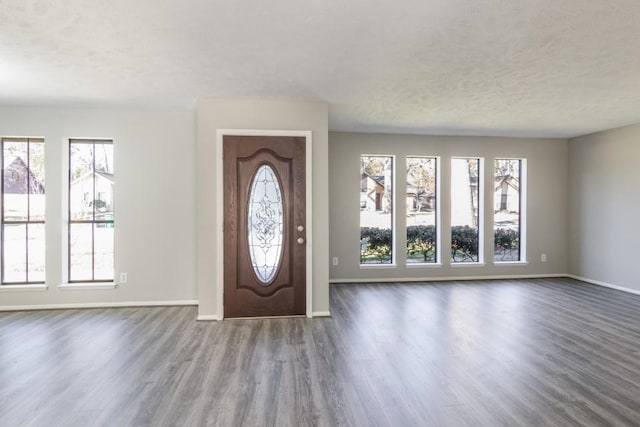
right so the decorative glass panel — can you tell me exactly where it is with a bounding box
[247,164,284,284]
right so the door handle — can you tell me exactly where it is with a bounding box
[297,237,305,244]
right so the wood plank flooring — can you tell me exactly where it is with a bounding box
[2,278,640,426]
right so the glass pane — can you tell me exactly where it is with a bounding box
[94,143,114,221]
[360,156,393,264]
[247,165,284,284]
[94,223,114,281]
[27,223,46,282]
[94,143,113,174]
[70,223,93,281]
[3,141,29,221]
[29,141,46,221]
[69,143,94,221]
[406,157,437,264]
[494,159,521,262]
[451,158,480,263]
[3,224,26,283]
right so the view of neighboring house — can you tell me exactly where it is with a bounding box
[361,168,517,217]
[3,156,45,220]
[360,172,390,212]
[494,174,520,212]
[69,171,114,220]
[406,184,435,212]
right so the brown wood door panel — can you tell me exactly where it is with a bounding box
[223,136,306,318]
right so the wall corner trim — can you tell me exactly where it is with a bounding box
[567,274,640,296]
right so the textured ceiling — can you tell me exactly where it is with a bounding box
[1,0,640,137]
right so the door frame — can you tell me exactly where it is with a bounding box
[216,129,313,319]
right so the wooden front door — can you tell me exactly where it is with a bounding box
[223,136,306,318]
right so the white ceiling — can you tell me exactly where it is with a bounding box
[1,0,640,138]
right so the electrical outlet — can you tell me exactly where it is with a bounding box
[332,257,339,266]
[119,272,128,284]
[541,254,547,263]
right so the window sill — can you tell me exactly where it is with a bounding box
[0,284,48,292]
[451,262,486,267]
[58,283,117,290]
[360,264,397,269]
[406,263,442,268]
[494,261,529,266]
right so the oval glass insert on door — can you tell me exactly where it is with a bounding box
[247,164,284,284]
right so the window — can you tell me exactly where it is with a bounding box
[451,158,482,263]
[69,139,114,282]
[494,159,523,262]
[406,157,438,264]
[360,155,393,264]
[1,138,45,284]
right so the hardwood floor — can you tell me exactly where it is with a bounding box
[2,278,640,426]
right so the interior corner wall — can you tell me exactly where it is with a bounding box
[329,131,569,282]
[196,99,330,318]
[0,106,197,308]
[568,123,640,291]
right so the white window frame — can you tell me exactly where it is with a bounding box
[405,156,441,267]
[450,157,484,265]
[494,158,527,265]
[0,137,47,287]
[62,138,116,288]
[359,154,396,268]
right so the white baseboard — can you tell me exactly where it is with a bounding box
[0,300,199,312]
[329,273,566,284]
[312,311,331,317]
[196,314,219,321]
[567,275,640,296]
[198,312,329,320]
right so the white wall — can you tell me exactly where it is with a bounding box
[0,107,197,308]
[569,123,640,292]
[330,132,569,281]
[196,99,330,318]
